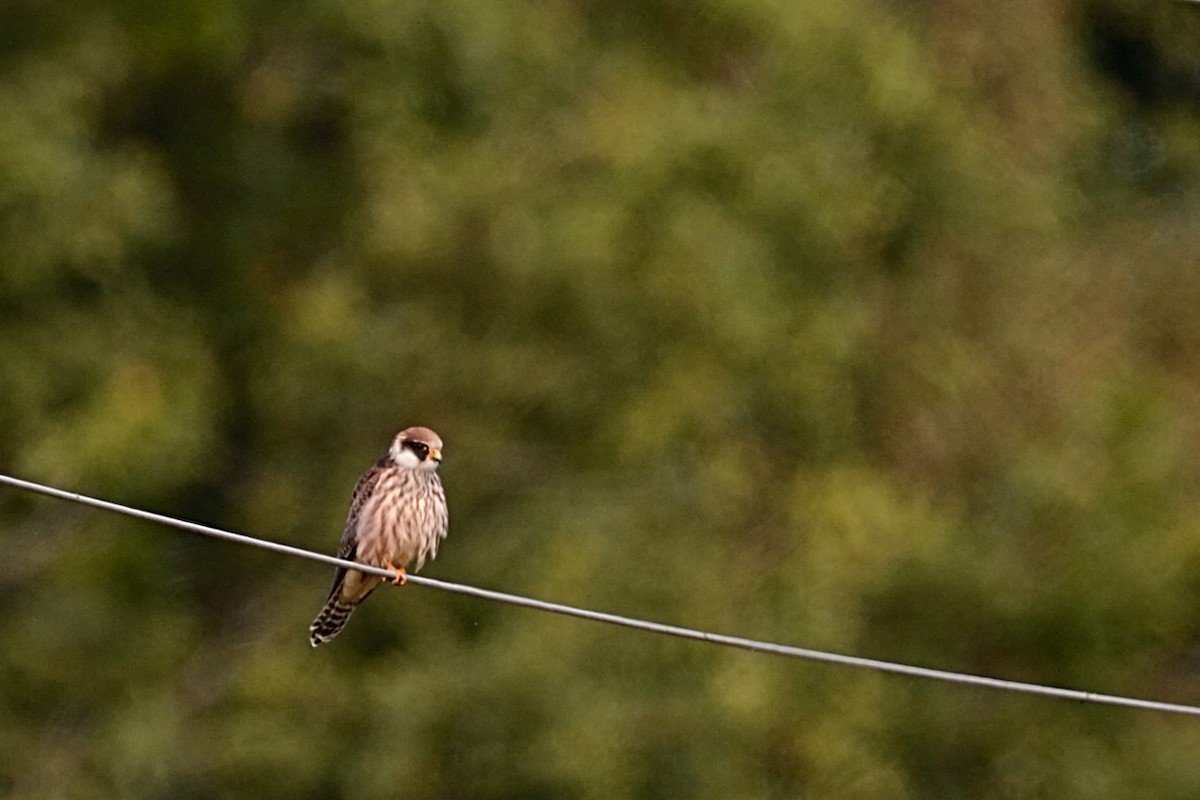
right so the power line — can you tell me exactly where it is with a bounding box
[2,472,1199,718]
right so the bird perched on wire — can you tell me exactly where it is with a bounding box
[309,426,449,647]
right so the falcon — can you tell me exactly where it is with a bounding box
[309,427,449,647]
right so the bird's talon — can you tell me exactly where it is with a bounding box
[385,563,408,586]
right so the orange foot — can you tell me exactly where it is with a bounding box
[384,562,408,586]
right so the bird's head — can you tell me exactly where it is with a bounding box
[390,427,444,471]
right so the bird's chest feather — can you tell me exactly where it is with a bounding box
[356,472,436,565]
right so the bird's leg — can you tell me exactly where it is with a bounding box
[384,562,408,586]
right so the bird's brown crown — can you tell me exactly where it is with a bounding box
[398,426,443,450]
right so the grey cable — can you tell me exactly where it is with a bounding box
[3,472,1199,717]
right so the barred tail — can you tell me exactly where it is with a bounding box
[309,597,358,647]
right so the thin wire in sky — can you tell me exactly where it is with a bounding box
[2,472,1199,718]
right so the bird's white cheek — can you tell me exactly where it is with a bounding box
[392,450,421,468]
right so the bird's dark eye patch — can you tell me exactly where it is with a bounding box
[406,441,430,459]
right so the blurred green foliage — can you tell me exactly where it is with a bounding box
[3,0,1200,796]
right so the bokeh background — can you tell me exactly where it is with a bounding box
[3,0,1200,797]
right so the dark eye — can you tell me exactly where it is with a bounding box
[408,441,429,459]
